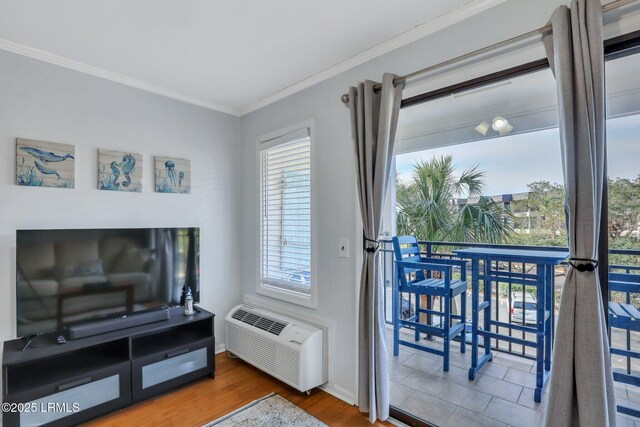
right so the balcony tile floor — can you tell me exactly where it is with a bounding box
[387,326,640,427]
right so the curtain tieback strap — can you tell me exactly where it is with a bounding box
[363,232,380,253]
[568,257,599,272]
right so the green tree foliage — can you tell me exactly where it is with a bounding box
[511,181,567,246]
[395,151,640,262]
[396,155,511,243]
[509,178,640,261]
[607,176,640,267]
[608,176,640,239]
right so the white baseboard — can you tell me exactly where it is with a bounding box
[216,333,356,406]
[216,337,356,406]
[318,383,357,406]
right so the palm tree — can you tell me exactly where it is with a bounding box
[396,155,511,243]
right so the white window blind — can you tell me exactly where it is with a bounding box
[260,130,311,295]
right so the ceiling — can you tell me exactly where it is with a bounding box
[0,0,505,116]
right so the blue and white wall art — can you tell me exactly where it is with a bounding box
[16,138,75,188]
[98,150,143,192]
[155,156,191,194]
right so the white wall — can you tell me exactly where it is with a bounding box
[0,50,242,352]
[237,0,612,402]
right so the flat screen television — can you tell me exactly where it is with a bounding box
[16,227,200,338]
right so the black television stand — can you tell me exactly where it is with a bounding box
[19,333,45,352]
[2,307,215,427]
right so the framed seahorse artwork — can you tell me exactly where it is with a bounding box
[98,149,143,192]
[154,156,191,194]
[16,138,75,188]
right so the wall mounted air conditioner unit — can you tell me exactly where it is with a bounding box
[225,304,324,393]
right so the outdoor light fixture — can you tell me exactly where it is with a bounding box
[499,123,514,135]
[492,116,514,135]
[491,116,507,131]
[475,116,514,136]
[474,121,490,136]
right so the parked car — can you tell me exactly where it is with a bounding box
[511,292,537,324]
[286,271,311,286]
[401,297,414,320]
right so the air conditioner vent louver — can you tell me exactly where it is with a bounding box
[255,317,275,332]
[243,312,260,325]
[269,322,286,335]
[226,304,324,393]
[231,308,288,336]
[231,309,249,321]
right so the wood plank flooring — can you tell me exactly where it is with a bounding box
[84,352,392,427]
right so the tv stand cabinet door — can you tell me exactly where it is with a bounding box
[2,363,131,427]
[132,339,214,402]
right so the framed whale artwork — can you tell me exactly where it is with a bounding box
[16,138,75,188]
[155,156,191,194]
[98,149,143,192]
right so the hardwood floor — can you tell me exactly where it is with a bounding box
[84,352,392,427]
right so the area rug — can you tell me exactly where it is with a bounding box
[204,392,328,427]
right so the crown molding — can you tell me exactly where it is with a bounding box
[238,0,509,116]
[0,37,241,116]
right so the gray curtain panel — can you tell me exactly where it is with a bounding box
[347,73,403,423]
[543,0,616,425]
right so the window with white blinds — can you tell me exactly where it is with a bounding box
[260,129,312,296]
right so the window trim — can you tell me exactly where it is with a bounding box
[256,120,317,309]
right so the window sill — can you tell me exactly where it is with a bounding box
[256,283,317,309]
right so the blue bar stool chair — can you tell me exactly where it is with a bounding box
[392,236,468,371]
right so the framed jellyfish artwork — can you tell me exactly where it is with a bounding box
[154,156,191,194]
[98,149,143,192]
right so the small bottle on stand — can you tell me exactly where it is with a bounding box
[184,287,194,316]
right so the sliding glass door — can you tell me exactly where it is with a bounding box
[385,46,640,427]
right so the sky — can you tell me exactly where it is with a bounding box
[395,115,640,197]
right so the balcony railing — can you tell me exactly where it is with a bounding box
[381,239,640,371]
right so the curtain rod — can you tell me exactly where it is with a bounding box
[340,0,637,104]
